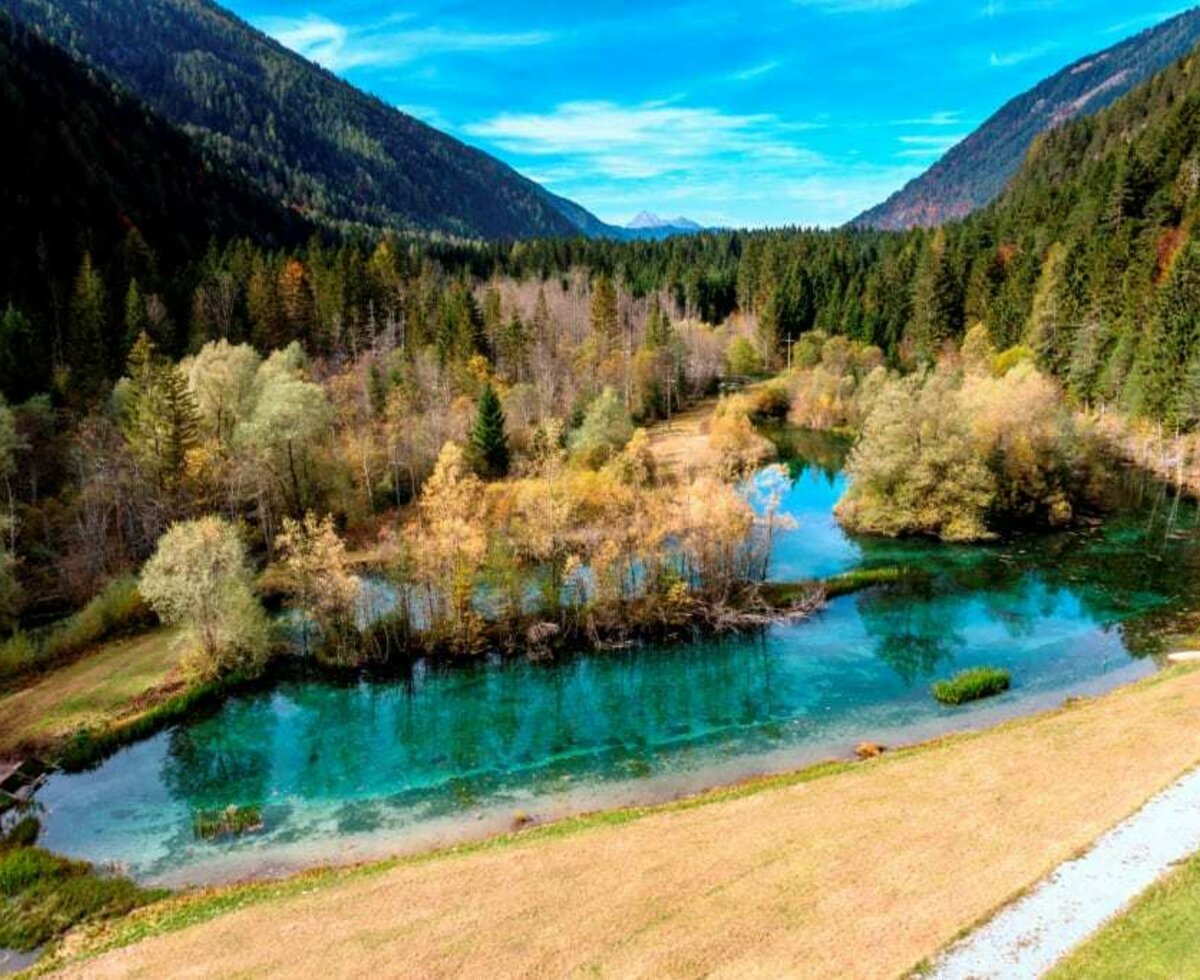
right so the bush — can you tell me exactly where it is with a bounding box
[568,388,634,469]
[0,846,63,897]
[932,667,1012,706]
[0,631,37,679]
[2,816,40,850]
[0,577,154,684]
[836,364,1094,541]
[751,384,791,421]
[41,577,152,663]
[726,336,763,376]
[0,845,166,951]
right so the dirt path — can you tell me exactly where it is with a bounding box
[931,763,1200,978]
[50,668,1200,979]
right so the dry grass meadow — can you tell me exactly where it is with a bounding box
[46,666,1200,979]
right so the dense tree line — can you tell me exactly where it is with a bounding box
[6,35,1200,639]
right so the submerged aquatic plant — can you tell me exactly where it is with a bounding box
[192,805,264,841]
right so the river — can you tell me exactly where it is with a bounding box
[33,435,1200,886]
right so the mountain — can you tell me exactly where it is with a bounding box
[852,7,1200,230]
[627,212,703,232]
[0,0,610,241]
[0,11,310,395]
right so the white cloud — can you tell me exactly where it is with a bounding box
[464,99,912,228]
[989,41,1057,68]
[729,60,782,82]
[792,0,920,12]
[464,100,822,180]
[257,14,553,72]
[894,110,966,127]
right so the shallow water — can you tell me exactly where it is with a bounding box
[34,439,1200,885]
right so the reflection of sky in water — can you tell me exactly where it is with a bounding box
[37,442,1200,884]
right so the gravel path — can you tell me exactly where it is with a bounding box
[930,764,1200,979]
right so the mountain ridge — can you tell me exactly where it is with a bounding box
[627,212,703,232]
[852,7,1200,230]
[0,0,614,241]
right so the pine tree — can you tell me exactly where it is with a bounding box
[0,305,34,400]
[161,365,202,484]
[469,383,509,479]
[121,332,199,488]
[498,311,529,383]
[590,273,619,354]
[643,298,672,350]
[68,252,109,396]
[123,278,148,352]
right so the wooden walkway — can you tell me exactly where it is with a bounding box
[0,758,48,809]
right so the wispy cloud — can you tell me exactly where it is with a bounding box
[465,100,822,180]
[729,60,782,82]
[894,110,966,127]
[792,0,921,11]
[258,13,554,72]
[895,133,966,158]
[464,99,849,225]
[989,40,1057,67]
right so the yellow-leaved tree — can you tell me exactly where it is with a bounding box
[410,442,488,650]
[276,512,361,664]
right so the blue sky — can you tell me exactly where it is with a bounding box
[228,0,1190,228]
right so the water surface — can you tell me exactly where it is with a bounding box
[36,439,1200,885]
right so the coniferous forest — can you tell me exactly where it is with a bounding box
[5,9,1200,631]
[8,0,1200,972]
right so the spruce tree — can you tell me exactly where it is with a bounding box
[123,278,147,352]
[590,273,619,353]
[470,383,509,479]
[161,365,202,484]
[68,252,109,396]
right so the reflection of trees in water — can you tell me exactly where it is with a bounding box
[162,696,276,808]
[768,427,851,484]
[854,586,962,685]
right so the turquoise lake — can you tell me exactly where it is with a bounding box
[34,440,1200,885]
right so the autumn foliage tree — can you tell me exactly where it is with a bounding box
[139,517,272,679]
[276,512,360,663]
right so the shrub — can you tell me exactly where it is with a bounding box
[932,667,1012,706]
[0,846,63,897]
[2,816,40,850]
[751,384,791,421]
[0,577,154,684]
[140,518,272,680]
[0,845,166,951]
[726,336,763,376]
[40,577,152,663]
[0,631,37,680]
[836,364,1094,541]
[568,388,634,469]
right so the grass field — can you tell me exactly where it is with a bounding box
[1048,850,1200,979]
[645,399,720,476]
[0,628,182,757]
[39,667,1200,979]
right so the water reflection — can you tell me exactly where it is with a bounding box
[36,433,1200,883]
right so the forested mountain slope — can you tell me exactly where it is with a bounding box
[852,7,1200,230]
[0,13,308,399]
[0,0,610,240]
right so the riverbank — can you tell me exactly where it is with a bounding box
[0,629,184,760]
[34,665,1200,978]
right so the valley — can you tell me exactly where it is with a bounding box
[3,1,1200,975]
